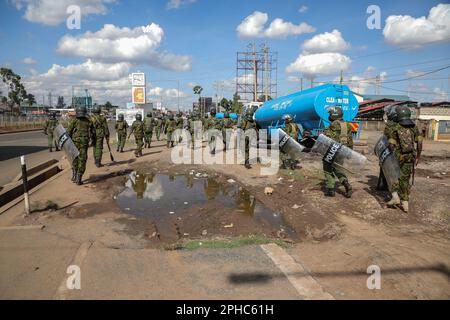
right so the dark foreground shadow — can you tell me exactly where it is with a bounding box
[0,146,49,161]
[228,263,450,285]
[87,169,133,184]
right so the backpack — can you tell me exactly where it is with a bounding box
[397,127,415,154]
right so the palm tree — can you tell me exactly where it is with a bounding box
[193,85,203,116]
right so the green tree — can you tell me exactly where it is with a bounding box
[26,93,35,108]
[0,68,28,114]
[103,101,113,111]
[231,93,243,115]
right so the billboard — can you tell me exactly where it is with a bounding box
[126,102,136,109]
[131,73,145,86]
[116,108,144,126]
[132,87,146,104]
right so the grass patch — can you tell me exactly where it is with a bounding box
[161,235,290,251]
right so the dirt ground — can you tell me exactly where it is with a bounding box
[1,130,449,299]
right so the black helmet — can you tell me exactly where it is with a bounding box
[328,106,343,121]
[136,113,142,121]
[396,105,414,126]
[76,106,87,118]
[282,114,293,122]
[92,105,101,114]
[224,111,230,118]
[386,106,398,122]
[169,114,174,120]
[147,112,152,117]
[210,109,216,116]
[118,113,124,120]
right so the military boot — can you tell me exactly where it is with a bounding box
[120,147,124,153]
[244,160,251,169]
[139,150,143,157]
[49,147,53,152]
[387,192,401,206]
[343,180,353,198]
[95,159,101,168]
[71,169,77,182]
[75,173,83,185]
[325,188,335,197]
[116,146,120,152]
[401,201,409,213]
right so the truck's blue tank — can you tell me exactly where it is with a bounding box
[216,112,238,120]
[254,84,359,130]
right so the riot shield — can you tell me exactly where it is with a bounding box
[54,124,80,164]
[311,134,367,171]
[374,135,401,191]
[278,128,305,160]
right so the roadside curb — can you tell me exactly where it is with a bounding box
[0,128,44,135]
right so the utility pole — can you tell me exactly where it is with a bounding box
[339,70,343,84]
[264,44,269,101]
[253,43,258,102]
[300,78,303,91]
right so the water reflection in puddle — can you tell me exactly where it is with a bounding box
[116,171,295,238]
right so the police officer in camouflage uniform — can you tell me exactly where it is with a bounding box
[205,109,222,154]
[386,106,422,213]
[129,113,145,157]
[155,116,163,141]
[377,106,398,190]
[115,113,128,152]
[280,114,300,170]
[323,107,353,198]
[67,106,94,185]
[221,111,234,150]
[165,114,177,148]
[90,105,110,167]
[143,112,156,148]
[44,112,60,152]
[240,111,258,169]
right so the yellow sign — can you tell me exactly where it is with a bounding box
[132,87,146,104]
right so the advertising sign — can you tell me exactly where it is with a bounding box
[132,87,146,104]
[131,73,145,86]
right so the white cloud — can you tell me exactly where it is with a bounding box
[166,0,196,10]
[302,29,350,54]
[22,57,37,64]
[236,11,315,39]
[42,59,131,81]
[12,0,114,26]
[56,23,192,71]
[265,18,316,39]
[433,87,448,101]
[383,3,450,48]
[286,52,351,77]
[299,5,308,13]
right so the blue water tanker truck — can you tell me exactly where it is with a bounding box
[253,83,360,138]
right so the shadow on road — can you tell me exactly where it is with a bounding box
[0,146,50,161]
[228,263,450,285]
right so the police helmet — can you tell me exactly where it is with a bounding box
[396,105,414,126]
[76,106,87,119]
[118,113,124,120]
[136,113,142,121]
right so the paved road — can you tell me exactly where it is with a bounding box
[0,130,63,187]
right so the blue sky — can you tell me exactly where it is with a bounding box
[0,0,449,109]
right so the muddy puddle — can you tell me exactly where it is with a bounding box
[116,171,295,240]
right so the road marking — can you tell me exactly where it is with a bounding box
[260,243,334,300]
[54,241,93,300]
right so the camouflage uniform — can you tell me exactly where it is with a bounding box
[155,117,163,140]
[67,110,93,185]
[143,115,156,148]
[241,116,258,169]
[115,116,128,152]
[130,117,145,157]
[387,122,421,202]
[90,112,110,167]
[44,115,59,152]
[165,117,177,148]
[280,120,299,169]
[323,108,354,197]
[205,113,221,154]
[221,115,234,150]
